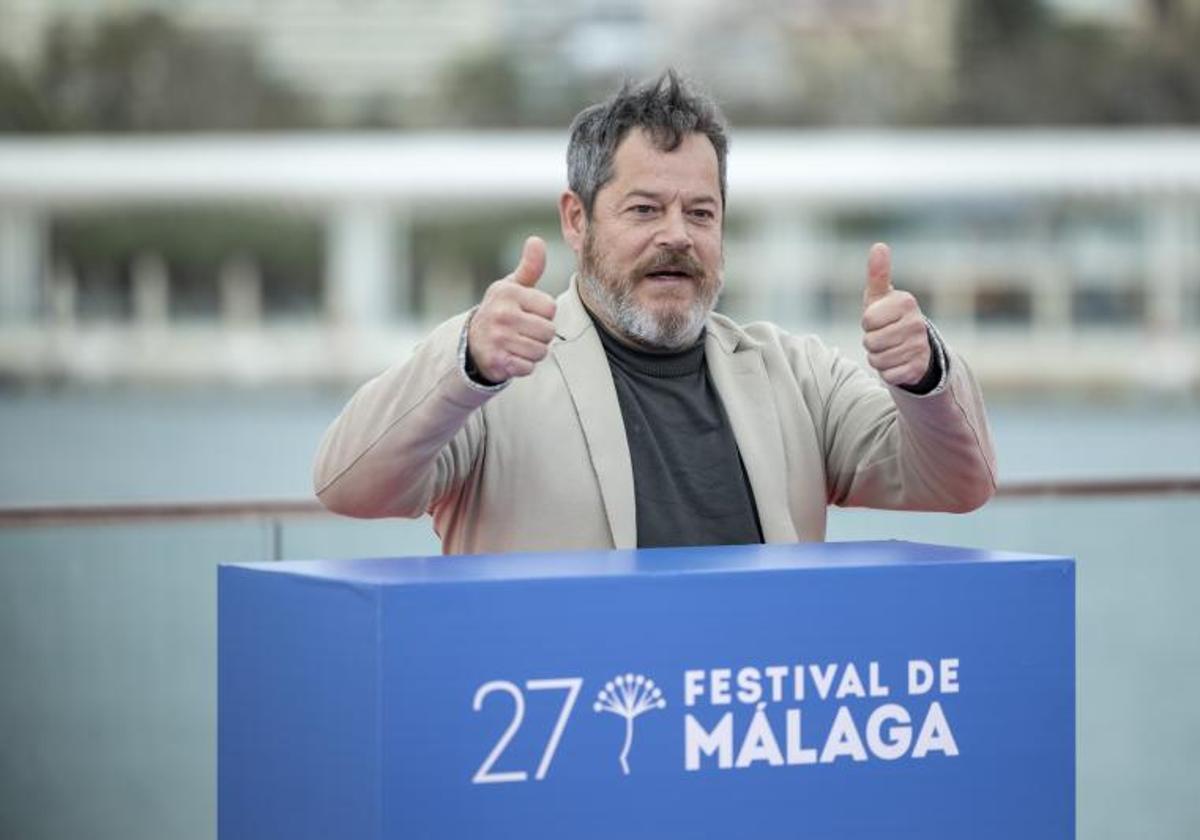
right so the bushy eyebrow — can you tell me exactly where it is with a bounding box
[621,189,720,207]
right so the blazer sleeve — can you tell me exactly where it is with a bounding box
[796,331,997,513]
[312,312,498,519]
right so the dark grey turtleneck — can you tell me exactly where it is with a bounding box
[589,313,764,549]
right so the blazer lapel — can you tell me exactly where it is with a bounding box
[550,283,637,549]
[706,324,799,544]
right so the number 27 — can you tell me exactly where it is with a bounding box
[471,678,583,784]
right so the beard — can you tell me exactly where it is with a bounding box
[579,230,723,351]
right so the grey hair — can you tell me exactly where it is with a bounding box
[566,69,729,217]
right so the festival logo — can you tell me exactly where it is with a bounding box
[592,673,667,775]
[470,658,960,785]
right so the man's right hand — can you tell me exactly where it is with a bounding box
[466,236,558,384]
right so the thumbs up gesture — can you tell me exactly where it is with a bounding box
[466,236,558,384]
[861,243,932,387]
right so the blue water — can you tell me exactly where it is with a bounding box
[1,388,1198,840]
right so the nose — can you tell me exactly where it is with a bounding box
[655,205,692,252]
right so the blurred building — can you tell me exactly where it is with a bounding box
[1,0,1199,392]
[504,0,959,126]
[1,130,1198,392]
[6,0,1199,122]
[7,0,1195,128]
[0,0,962,125]
[0,0,503,123]
[1049,0,1200,26]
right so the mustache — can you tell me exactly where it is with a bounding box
[636,250,706,278]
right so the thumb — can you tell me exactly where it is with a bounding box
[510,235,546,288]
[863,242,892,307]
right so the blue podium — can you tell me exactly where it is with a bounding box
[218,541,1074,839]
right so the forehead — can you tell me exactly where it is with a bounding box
[604,128,720,201]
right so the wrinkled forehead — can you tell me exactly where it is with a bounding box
[604,128,721,204]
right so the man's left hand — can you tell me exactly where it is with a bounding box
[861,242,932,388]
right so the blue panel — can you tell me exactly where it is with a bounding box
[218,568,381,840]
[240,541,1049,586]
[219,542,1074,839]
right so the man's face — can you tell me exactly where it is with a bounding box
[577,128,724,350]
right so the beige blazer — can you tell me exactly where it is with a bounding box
[313,281,997,555]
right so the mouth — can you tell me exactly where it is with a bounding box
[643,270,694,281]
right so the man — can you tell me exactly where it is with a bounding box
[313,71,996,555]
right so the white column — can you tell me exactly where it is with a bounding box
[0,206,45,323]
[131,253,170,327]
[393,205,412,321]
[1145,199,1187,336]
[324,202,396,327]
[219,255,262,327]
[761,205,823,330]
[937,237,978,339]
[1031,210,1070,336]
[1186,202,1200,327]
[50,260,76,327]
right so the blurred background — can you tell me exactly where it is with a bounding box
[1,0,1198,837]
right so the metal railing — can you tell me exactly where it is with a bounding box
[2,475,1197,530]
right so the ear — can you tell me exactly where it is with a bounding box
[558,190,588,255]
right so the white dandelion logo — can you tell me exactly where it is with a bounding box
[593,673,667,775]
